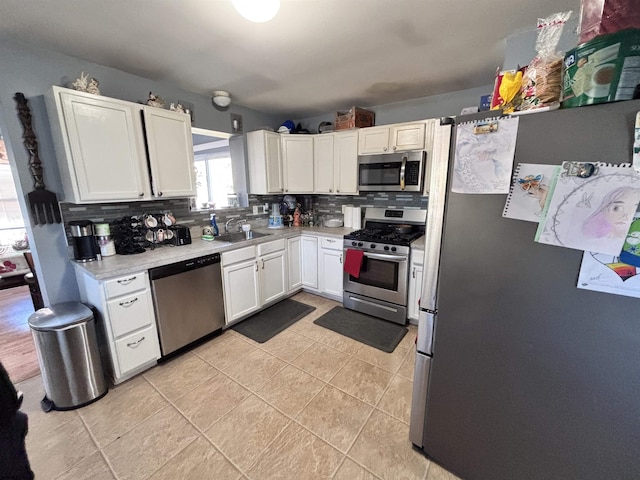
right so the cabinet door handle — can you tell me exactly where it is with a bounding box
[329,189,332,193]
[158,191,163,197]
[261,259,265,269]
[336,189,340,193]
[117,276,137,285]
[119,297,138,307]
[126,336,145,348]
[327,239,336,243]
[339,255,342,264]
[139,192,144,197]
[255,261,259,272]
[383,147,388,152]
[412,267,416,279]
[392,145,397,151]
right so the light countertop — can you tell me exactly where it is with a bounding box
[75,226,353,280]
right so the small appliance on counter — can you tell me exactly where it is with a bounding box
[69,220,99,262]
[268,202,283,229]
[169,225,192,246]
[94,223,116,257]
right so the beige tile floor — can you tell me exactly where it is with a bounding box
[17,292,461,480]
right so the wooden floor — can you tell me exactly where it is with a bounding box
[0,285,39,383]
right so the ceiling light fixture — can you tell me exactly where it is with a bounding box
[212,90,231,108]
[232,0,280,23]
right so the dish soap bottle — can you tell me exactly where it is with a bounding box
[210,213,219,236]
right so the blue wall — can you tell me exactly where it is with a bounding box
[0,39,281,305]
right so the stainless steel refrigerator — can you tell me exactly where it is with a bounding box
[410,99,640,480]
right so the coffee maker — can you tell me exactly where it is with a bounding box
[69,220,99,262]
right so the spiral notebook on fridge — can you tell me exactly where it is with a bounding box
[452,115,519,194]
[502,163,560,223]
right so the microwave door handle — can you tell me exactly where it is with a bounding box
[400,156,407,191]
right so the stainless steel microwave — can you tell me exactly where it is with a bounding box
[357,151,426,192]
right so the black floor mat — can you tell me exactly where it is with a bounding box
[313,306,407,353]
[231,298,315,343]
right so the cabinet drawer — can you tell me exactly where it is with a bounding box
[114,325,159,373]
[104,272,148,298]
[107,290,153,338]
[320,237,342,251]
[412,249,425,265]
[221,246,256,267]
[257,238,285,256]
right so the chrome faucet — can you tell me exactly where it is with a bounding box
[224,218,235,234]
[224,218,246,233]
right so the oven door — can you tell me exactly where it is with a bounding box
[343,250,408,305]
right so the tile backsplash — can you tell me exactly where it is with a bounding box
[59,192,427,239]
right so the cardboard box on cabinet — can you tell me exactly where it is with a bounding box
[335,106,375,130]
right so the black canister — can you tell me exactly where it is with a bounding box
[69,220,99,262]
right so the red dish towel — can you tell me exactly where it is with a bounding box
[344,249,364,278]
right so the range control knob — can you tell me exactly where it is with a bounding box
[384,246,390,251]
[357,242,363,247]
[370,244,376,249]
[351,241,357,247]
[391,247,397,252]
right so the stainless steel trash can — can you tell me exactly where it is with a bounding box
[28,301,108,411]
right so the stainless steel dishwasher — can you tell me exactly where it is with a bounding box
[149,253,225,357]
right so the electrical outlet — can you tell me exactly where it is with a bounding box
[341,205,346,214]
[263,203,269,213]
[252,206,259,215]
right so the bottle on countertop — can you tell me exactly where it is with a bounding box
[210,214,219,236]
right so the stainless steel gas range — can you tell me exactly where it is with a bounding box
[343,207,426,324]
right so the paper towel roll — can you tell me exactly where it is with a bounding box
[344,206,353,228]
[352,207,362,230]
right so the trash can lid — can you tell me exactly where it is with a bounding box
[28,301,94,331]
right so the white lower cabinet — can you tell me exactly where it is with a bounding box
[301,235,319,290]
[258,239,287,305]
[318,236,343,301]
[287,236,302,292]
[408,249,424,322]
[75,269,161,384]
[222,246,260,324]
[222,240,288,324]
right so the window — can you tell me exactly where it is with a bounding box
[0,135,26,246]
[192,128,238,209]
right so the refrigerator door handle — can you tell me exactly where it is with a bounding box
[410,351,432,447]
[417,310,435,355]
[421,122,452,311]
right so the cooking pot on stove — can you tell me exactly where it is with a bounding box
[395,224,413,234]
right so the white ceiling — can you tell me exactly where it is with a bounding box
[1,0,580,118]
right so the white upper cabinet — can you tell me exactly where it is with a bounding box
[281,135,314,193]
[142,106,196,198]
[314,131,358,195]
[358,122,426,155]
[46,86,195,203]
[248,130,357,196]
[313,134,334,193]
[247,130,283,194]
[333,130,358,195]
[47,88,150,202]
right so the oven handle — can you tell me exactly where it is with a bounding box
[363,252,408,263]
[400,155,407,191]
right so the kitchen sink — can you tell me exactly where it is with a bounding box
[215,231,271,243]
